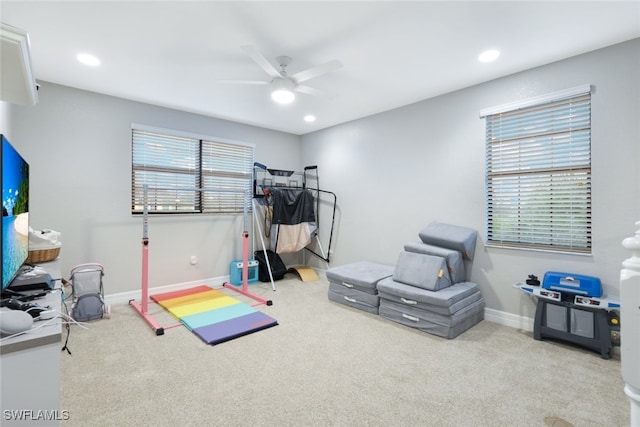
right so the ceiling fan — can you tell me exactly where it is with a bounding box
[219,45,342,104]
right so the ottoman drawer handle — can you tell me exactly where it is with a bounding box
[402,313,420,322]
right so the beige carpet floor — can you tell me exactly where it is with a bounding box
[61,276,629,426]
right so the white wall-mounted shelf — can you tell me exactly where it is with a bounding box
[1,22,38,106]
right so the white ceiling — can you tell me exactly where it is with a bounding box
[2,1,639,135]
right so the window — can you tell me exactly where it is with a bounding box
[480,85,592,254]
[131,126,254,214]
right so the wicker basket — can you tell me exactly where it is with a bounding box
[26,247,60,263]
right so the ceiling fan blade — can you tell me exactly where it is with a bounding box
[241,45,282,79]
[217,80,269,85]
[294,85,322,97]
[291,60,342,84]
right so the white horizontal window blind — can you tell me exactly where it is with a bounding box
[201,139,254,213]
[482,86,592,254]
[131,127,254,214]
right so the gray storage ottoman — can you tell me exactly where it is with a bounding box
[377,279,481,315]
[328,282,380,314]
[379,297,485,339]
[326,261,394,314]
[327,261,394,294]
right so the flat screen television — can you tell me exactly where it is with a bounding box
[2,134,30,289]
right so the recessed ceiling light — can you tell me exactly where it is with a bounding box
[77,53,100,67]
[478,49,500,63]
[304,115,316,123]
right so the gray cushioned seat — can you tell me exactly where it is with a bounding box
[404,242,466,284]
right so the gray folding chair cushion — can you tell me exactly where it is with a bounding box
[418,222,478,261]
[392,251,452,291]
[404,242,465,284]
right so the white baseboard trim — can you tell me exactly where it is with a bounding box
[484,307,534,332]
[104,275,229,306]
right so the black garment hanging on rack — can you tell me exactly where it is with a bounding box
[269,188,316,225]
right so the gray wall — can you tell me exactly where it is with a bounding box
[301,39,640,320]
[9,83,301,294]
[0,101,12,137]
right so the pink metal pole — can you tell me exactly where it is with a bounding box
[142,237,149,313]
[242,231,249,292]
[130,235,166,335]
[130,230,166,334]
[129,184,167,335]
[223,231,272,306]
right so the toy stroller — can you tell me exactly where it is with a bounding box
[65,263,110,321]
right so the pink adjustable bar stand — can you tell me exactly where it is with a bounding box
[129,185,182,335]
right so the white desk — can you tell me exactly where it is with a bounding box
[1,260,63,426]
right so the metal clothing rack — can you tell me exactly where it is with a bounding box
[253,162,337,265]
[130,184,272,336]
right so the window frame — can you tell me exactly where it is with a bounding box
[480,85,592,255]
[131,124,255,215]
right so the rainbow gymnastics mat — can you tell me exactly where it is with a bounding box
[150,285,277,345]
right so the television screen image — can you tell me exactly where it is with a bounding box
[2,134,30,289]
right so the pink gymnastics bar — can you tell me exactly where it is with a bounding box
[131,185,271,335]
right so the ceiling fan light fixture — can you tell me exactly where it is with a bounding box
[271,78,295,104]
[272,89,295,104]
